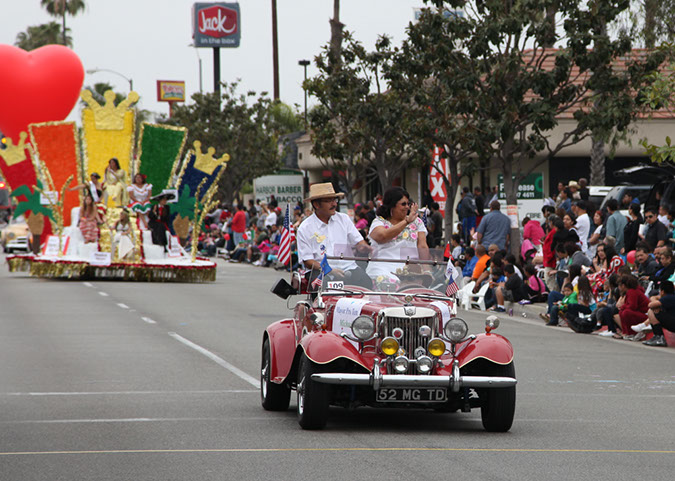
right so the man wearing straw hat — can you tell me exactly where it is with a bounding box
[297,182,373,288]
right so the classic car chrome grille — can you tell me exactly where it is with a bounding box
[383,316,436,357]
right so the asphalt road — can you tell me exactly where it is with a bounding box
[1,255,674,481]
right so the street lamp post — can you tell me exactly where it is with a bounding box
[298,59,310,126]
[86,68,133,92]
[188,44,204,93]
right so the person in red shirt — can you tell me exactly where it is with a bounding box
[231,204,247,246]
[542,214,558,292]
[614,274,649,339]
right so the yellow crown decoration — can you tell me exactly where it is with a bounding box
[0,132,29,167]
[81,89,140,130]
[192,140,230,175]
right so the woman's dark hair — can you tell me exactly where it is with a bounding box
[564,241,580,256]
[594,210,604,224]
[577,276,593,304]
[564,212,576,225]
[619,274,638,290]
[524,263,537,276]
[603,243,618,263]
[108,157,121,170]
[660,281,675,295]
[629,203,641,218]
[568,264,582,281]
[608,273,619,288]
[552,217,565,230]
[376,187,410,219]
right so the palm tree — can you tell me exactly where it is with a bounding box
[15,22,71,50]
[40,0,86,46]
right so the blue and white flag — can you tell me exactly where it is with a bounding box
[311,254,333,289]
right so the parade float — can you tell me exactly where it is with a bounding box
[0,44,228,282]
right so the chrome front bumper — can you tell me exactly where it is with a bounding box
[311,372,516,392]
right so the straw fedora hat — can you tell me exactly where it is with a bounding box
[304,182,345,202]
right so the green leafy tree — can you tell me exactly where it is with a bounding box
[167,82,284,203]
[391,0,666,255]
[306,32,419,201]
[40,0,86,46]
[15,22,71,50]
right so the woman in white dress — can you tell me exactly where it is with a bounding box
[367,187,429,288]
[111,209,135,261]
[127,173,153,229]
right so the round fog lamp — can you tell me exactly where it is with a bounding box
[393,355,409,373]
[444,318,468,343]
[427,338,446,357]
[381,337,399,356]
[351,315,375,340]
[417,355,433,374]
[392,327,404,339]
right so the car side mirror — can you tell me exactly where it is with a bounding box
[271,278,297,299]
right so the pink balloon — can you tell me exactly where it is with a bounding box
[626,250,636,265]
[0,44,84,142]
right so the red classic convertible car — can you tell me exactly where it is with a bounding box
[261,248,516,431]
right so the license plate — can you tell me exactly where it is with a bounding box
[326,281,344,289]
[376,388,447,403]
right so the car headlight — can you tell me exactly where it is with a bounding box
[393,355,409,373]
[444,318,468,343]
[381,337,399,356]
[427,338,446,357]
[351,315,375,340]
[416,355,433,374]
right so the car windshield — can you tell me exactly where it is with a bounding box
[316,243,456,296]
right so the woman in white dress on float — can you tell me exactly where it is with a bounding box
[367,187,429,288]
[127,173,153,229]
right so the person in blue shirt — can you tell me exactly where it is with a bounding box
[462,246,478,280]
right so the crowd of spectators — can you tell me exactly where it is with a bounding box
[451,177,675,347]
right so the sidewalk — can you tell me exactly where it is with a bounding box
[461,300,675,350]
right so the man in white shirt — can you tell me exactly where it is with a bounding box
[573,200,591,257]
[264,207,277,228]
[297,183,372,288]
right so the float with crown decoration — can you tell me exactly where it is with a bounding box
[2,44,225,282]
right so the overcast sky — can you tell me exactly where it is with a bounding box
[1,0,428,119]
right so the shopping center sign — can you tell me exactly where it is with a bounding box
[497,172,545,223]
[192,3,241,47]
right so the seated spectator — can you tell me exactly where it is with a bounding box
[635,242,659,279]
[649,246,675,293]
[641,206,668,250]
[549,283,577,327]
[504,254,523,279]
[524,263,547,302]
[588,242,624,298]
[462,247,478,282]
[566,241,592,268]
[492,264,528,312]
[471,244,490,283]
[541,264,582,324]
[450,234,463,261]
[622,203,642,255]
[614,274,649,339]
[595,274,621,337]
[563,275,595,329]
[641,280,675,347]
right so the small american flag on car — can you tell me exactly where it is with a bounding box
[445,257,460,296]
[277,205,292,266]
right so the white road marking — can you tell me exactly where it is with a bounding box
[2,390,257,397]
[141,317,156,324]
[98,291,108,297]
[168,332,259,388]
[83,282,93,287]
[117,303,129,309]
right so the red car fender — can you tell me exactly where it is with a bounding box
[299,331,370,371]
[264,319,297,383]
[456,332,514,368]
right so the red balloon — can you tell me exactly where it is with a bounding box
[0,44,84,142]
[224,233,230,241]
[627,250,636,265]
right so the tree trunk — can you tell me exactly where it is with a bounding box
[501,153,521,258]
[329,0,343,72]
[590,138,606,186]
[62,12,67,46]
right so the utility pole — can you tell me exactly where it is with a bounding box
[272,0,280,100]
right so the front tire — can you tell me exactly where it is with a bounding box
[260,338,290,411]
[297,352,329,429]
[480,362,516,432]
